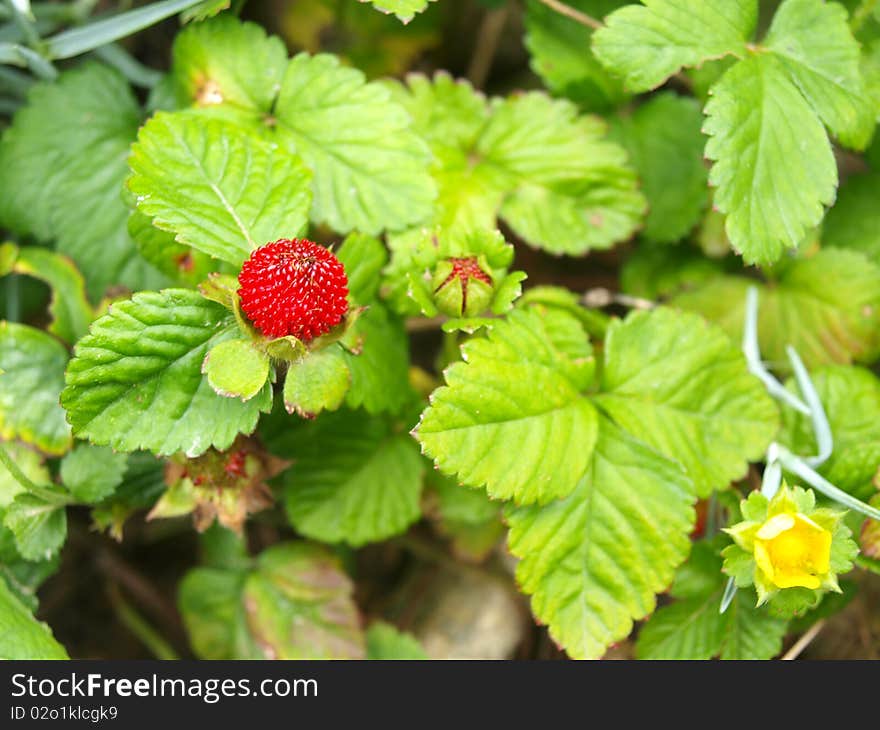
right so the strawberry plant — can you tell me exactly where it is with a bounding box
[1,0,880,661]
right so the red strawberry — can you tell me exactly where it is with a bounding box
[238,239,349,341]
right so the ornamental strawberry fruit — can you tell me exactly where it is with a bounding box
[238,238,349,341]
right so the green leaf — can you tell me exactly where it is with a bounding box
[524,0,629,111]
[203,338,270,402]
[366,622,428,659]
[609,92,708,243]
[673,249,880,370]
[764,0,873,150]
[275,53,435,234]
[0,322,71,455]
[0,552,60,612]
[0,63,167,299]
[170,17,435,235]
[595,308,778,497]
[3,244,92,345]
[383,72,489,156]
[429,472,500,527]
[704,53,837,265]
[620,240,728,300]
[592,0,757,92]
[416,308,599,505]
[342,303,411,415]
[4,490,67,561]
[0,577,67,659]
[172,15,287,118]
[426,472,503,561]
[282,410,424,546]
[386,77,644,254]
[336,232,388,304]
[478,93,645,254]
[0,444,56,582]
[507,419,695,659]
[364,0,432,24]
[62,289,272,457]
[128,209,230,287]
[780,365,880,502]
[636,542,787,659]
[91,452,166,539]
[283,347,351,418]
[179,541,365,659]
[60,443,128,503]
[823,171,880,264]
[128,111,312,267]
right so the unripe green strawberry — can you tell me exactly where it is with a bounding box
[432,256,494,318]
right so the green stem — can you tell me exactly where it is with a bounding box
[5,271,19,321]
[108,586,180,660]
[440,329,461,369]
[535,0,602,29]
[776,445,880,521]
[704,492,718,538]
[742,287,809,415]
[0,441,72,505]
[0,440,39,492]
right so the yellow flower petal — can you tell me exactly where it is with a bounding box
[754,541,775,583]
[756,513,795,540]
[771,572,821,590]
[753,508,832,590]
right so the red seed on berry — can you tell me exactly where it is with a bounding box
[237,239,349,341]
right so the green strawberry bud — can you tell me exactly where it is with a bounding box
[432,256,494,318]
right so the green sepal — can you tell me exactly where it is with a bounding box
[386,227,523,319]
[264,336,308,362]
[198,273,240,311]
[491,270,528,315]
[722,484,858,617]
[306,306,367,354]
[283,346,352,418]
[406,271,438,317]
[202,338,271,402]
[147,478,198,520]
[431,256,494,318]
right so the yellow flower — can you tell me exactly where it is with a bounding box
[752,512,832,590]
[723,484,853,608]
